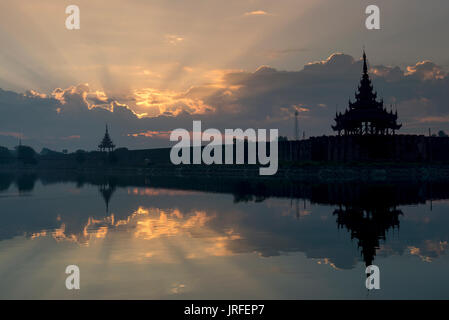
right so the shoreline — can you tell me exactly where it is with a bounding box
[2,163,449,182]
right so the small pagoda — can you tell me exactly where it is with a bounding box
[332,51,401,136]
[98,124,115,152]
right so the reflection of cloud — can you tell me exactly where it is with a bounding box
[29,205,241,260]
[133,208,211,240]
[30,215,114,245]
[419,116,449,123]
[49,223,78,243]
[316,258,341,271]
[30,230,47,239]
[127,187,202,196]
[20,190,449,270]
[170,283,186,294]
[408,240,448,262]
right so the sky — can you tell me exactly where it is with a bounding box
[0,0,448,151]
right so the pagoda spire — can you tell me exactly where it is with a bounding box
[98,123,115,152]
[363,49,368,75]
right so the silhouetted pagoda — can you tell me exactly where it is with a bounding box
[333,51,401,135]
[98,124,115,152]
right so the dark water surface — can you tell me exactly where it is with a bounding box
[0,172,448,299]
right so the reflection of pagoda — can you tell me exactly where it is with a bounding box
[333,51,401,136]
[98,124,115,152]
[99,182,116,214]
[333,204,402,266]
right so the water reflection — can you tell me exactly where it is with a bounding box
[99,180,116,214]
[0,172,448,298]
[334,200,402,266]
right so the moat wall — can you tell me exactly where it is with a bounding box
[278,135,449,162]
[2,135,449,171]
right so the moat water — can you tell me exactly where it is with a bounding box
[0,172,448,299]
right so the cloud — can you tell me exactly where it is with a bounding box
[244,10,270,16]
[371,65,404,82]
[165,34,184,45]
[263,48,309,59]
[133,88,215,117]
[0,53,447,150]
[60,135,81,140]
[405,61,446,80]
[0,131,23,139]
[127,130,171,139]
[189,53,449,136]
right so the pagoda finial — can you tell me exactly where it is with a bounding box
[363,49,368,75]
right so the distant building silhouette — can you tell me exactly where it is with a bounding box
[98,124,115,152]
[333,51,401,136]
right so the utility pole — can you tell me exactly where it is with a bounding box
[294,110,299,140]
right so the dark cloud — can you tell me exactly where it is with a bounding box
[196,53,449,135]
[0,85,186,151]
[0,53,447,151]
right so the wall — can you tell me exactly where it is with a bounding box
[2,134,449,169]
[278,135,449,163]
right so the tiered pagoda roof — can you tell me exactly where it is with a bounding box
[332,51,401,135]
[98,124,115,152]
